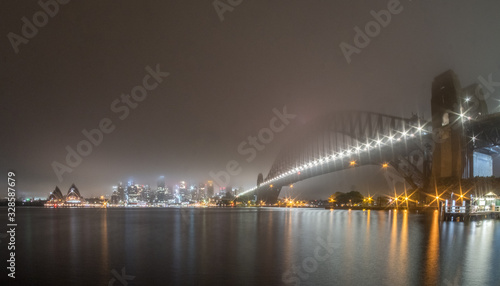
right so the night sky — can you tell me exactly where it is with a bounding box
[2,1,500,198]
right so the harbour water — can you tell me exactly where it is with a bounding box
[1,207,499,285]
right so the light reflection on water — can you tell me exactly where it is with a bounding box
[2,208,499,285]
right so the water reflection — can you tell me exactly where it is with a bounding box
[400,211,409,283]
[441,219,499,285]
[5,208,500,285]
[387,210,399,281]
[100,210,109,278]
[423,211,439,285]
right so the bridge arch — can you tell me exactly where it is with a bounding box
[239,111,433,203]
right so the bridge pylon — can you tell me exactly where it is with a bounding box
[430,70,466,181]
[256,184,281,204]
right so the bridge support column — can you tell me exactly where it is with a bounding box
[257,186,282,205]
[431,70,466,180]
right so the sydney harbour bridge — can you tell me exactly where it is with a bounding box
[237,70,500,204]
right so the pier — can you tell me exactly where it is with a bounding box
[441,201,500,222]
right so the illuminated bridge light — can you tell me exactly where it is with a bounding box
[241,122,438,197]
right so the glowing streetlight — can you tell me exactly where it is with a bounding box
[382,163,389,168]
[350,160,356,166]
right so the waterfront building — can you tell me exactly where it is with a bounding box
[127,184,138,203]
[111,190,119,204]
[117,182,126,203]
[47,186,64,203]
[65,184,83,204]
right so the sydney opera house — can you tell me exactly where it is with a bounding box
[45,184,85,206]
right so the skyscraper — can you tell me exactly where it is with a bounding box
[117,182,126,203]
[157,176,165,189]
[127,184,138,203]
[207,180,214,198]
